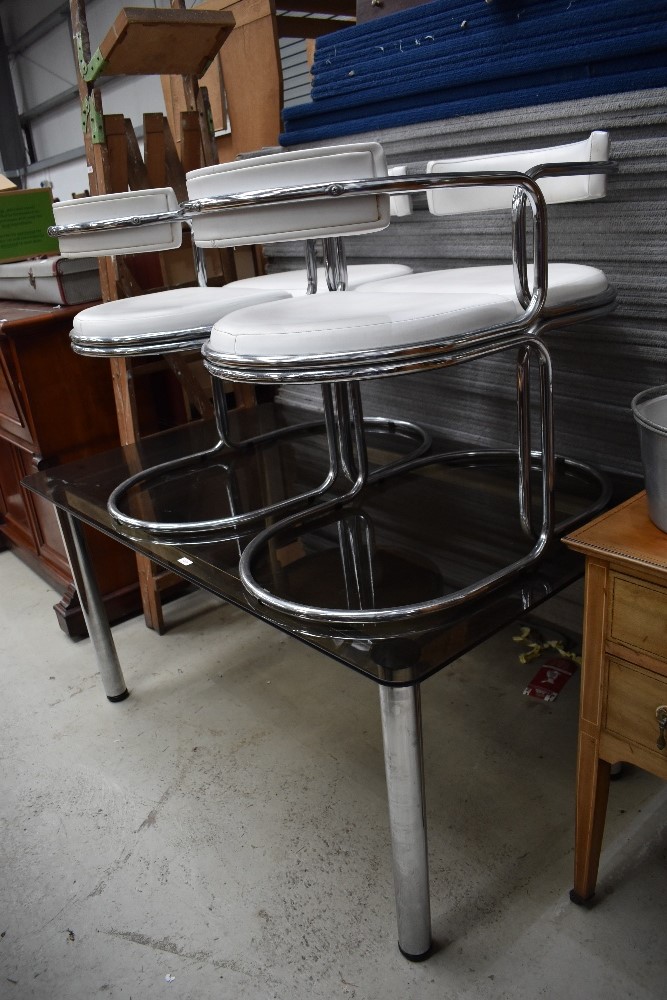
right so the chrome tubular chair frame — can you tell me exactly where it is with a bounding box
[192,163,615,624]
[52,208,431,535]
[237,337,609,626]
[99,262,431,536]
[49,161,613,550]
[70,325,212,357]
[106,378,391,536]
[237,333,556,625]
[196,164,616,385]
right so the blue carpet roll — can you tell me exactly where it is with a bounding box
[280,0,667,145]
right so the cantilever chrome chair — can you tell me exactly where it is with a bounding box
[198,132,616,626]
[50,145,428,536]
[52,185,293,358]
[356,130,613,542]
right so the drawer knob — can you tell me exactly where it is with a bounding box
[656,706,667,751]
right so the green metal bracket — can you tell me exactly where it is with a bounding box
[75,32,106,144]
[83,47,107,83]
[74,32,107,83]
[75,32,88,79]
[80,95,106,145]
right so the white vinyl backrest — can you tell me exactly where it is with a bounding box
[186,142,390,247]
[388,165,413,217]
[53,188,181,258]
[426,131,610,216]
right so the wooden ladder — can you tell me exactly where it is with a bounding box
[70,0,250,632]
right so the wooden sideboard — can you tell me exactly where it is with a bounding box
[0,299,142,638]
[563,492,667,903]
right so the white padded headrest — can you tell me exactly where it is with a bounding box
[426,131,610,215]
[388,165,413,218]
[186,142,390,248]
[53,188,181,258]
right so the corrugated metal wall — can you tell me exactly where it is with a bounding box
[272,87,667,478]
[280,36,312,108]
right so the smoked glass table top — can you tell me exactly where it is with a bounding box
[23,402,638,686]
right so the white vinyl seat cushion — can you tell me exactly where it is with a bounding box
[354,264,609,311]
[72,285,291,343]
[228,263,413,296]
[207,290,523,360]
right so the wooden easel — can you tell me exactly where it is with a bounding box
[70,0,250,632]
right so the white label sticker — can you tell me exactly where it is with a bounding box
[178,557,194,566]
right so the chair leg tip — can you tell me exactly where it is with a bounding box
[569,888,594,906]
[398,941,433,962]
[107,688,130,703]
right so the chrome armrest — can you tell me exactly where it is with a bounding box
[182,169,550,325]
[48,207,187,240]
[511,160,617,309]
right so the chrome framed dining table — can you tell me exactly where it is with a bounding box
[22,400,635,960]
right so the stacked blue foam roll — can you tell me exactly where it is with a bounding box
[280,0,667,145]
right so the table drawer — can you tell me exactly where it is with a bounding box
[605,656,667,765]
[609,573,667,668]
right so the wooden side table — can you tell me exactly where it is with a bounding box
[0,299,141,637]
[563,492,667,903]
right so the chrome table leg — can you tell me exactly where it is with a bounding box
[55,509,128,702]
[379,683,432,960]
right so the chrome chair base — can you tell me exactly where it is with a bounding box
[234,337,612,627]
[107,384,432,536]
[237,449,612,627]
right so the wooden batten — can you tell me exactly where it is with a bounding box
[143,114,167,188]
[97,7,236,78]
[162,0,282,164]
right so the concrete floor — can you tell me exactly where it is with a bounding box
[0,548,665,1000]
